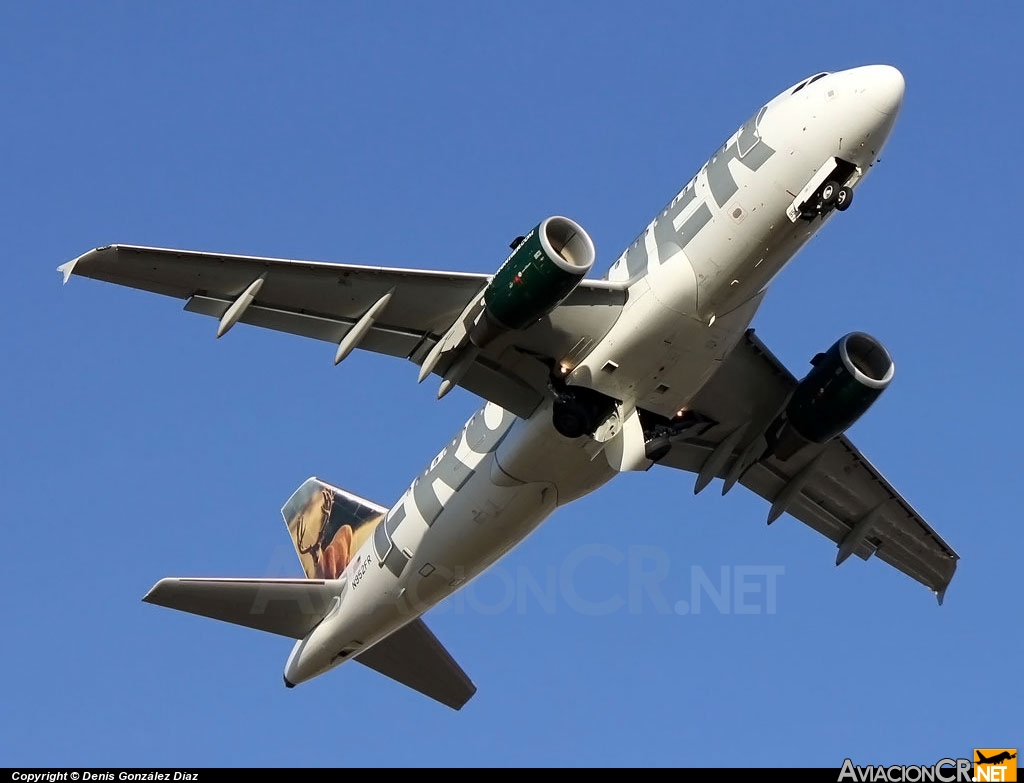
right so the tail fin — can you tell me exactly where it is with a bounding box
[281,477,388,580]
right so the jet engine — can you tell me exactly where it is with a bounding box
[469,216,595,348]
[766,332,895,461]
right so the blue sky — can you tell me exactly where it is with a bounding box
[3,1,1021,768]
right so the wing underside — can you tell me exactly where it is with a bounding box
[61,244,627,418]
[657,330,959,600]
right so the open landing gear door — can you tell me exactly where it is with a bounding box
[786,157,862,222]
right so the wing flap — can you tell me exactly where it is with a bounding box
[355,618,476,711]
[142,577,343,639]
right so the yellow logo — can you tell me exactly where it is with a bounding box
[974,750,1017,782]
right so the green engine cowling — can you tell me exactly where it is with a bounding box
[770,332,895,460]
[469,216,595,348]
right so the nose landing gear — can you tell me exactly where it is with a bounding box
[788,156,861,223]
[833,184,853,211]
[812,180,853,217]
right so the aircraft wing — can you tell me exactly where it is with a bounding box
[657,329,959,601]
[60,244,627,418]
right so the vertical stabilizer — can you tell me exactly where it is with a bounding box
[281,477,388,580]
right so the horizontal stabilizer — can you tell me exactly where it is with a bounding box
[143,577,343,639]
[355,619,476,711]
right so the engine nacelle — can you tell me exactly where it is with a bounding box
[768,332,895,460]
[469,216,595,348]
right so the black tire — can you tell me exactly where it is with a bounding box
[552,399,591,438]
[820,180,840,207]
[644,435,673,462]
[551,385,617,439]
[835,186,853,211]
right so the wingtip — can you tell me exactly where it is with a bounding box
[57,257,80,284]
[451,683,478,711]
[141,577,173,604]
[58,245,114,284]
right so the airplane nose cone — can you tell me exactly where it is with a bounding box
[860,64,905,116]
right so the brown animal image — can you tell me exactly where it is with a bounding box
[316,521,353,580]
[282,478,386,580]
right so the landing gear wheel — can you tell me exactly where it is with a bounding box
[644,434,673,463]
[552,399,591,439]
[550,384,618,439]
[834,186,853,211]
[819,180,839,209]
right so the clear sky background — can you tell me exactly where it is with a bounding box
[2,1,1020,768]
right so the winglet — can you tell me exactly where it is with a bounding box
[935,586,947,606]
[57,256,81,284]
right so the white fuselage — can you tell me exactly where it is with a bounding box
[284,64,906,686]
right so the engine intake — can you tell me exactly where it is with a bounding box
[469,216,595,348]
[767,332,894,460]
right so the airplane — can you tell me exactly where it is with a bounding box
[977,752,1017,765]
[59,63,959,711]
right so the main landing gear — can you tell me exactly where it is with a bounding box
[638,408,715,462]
[551,384,617,439]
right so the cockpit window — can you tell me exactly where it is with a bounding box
[792,72,830,94]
